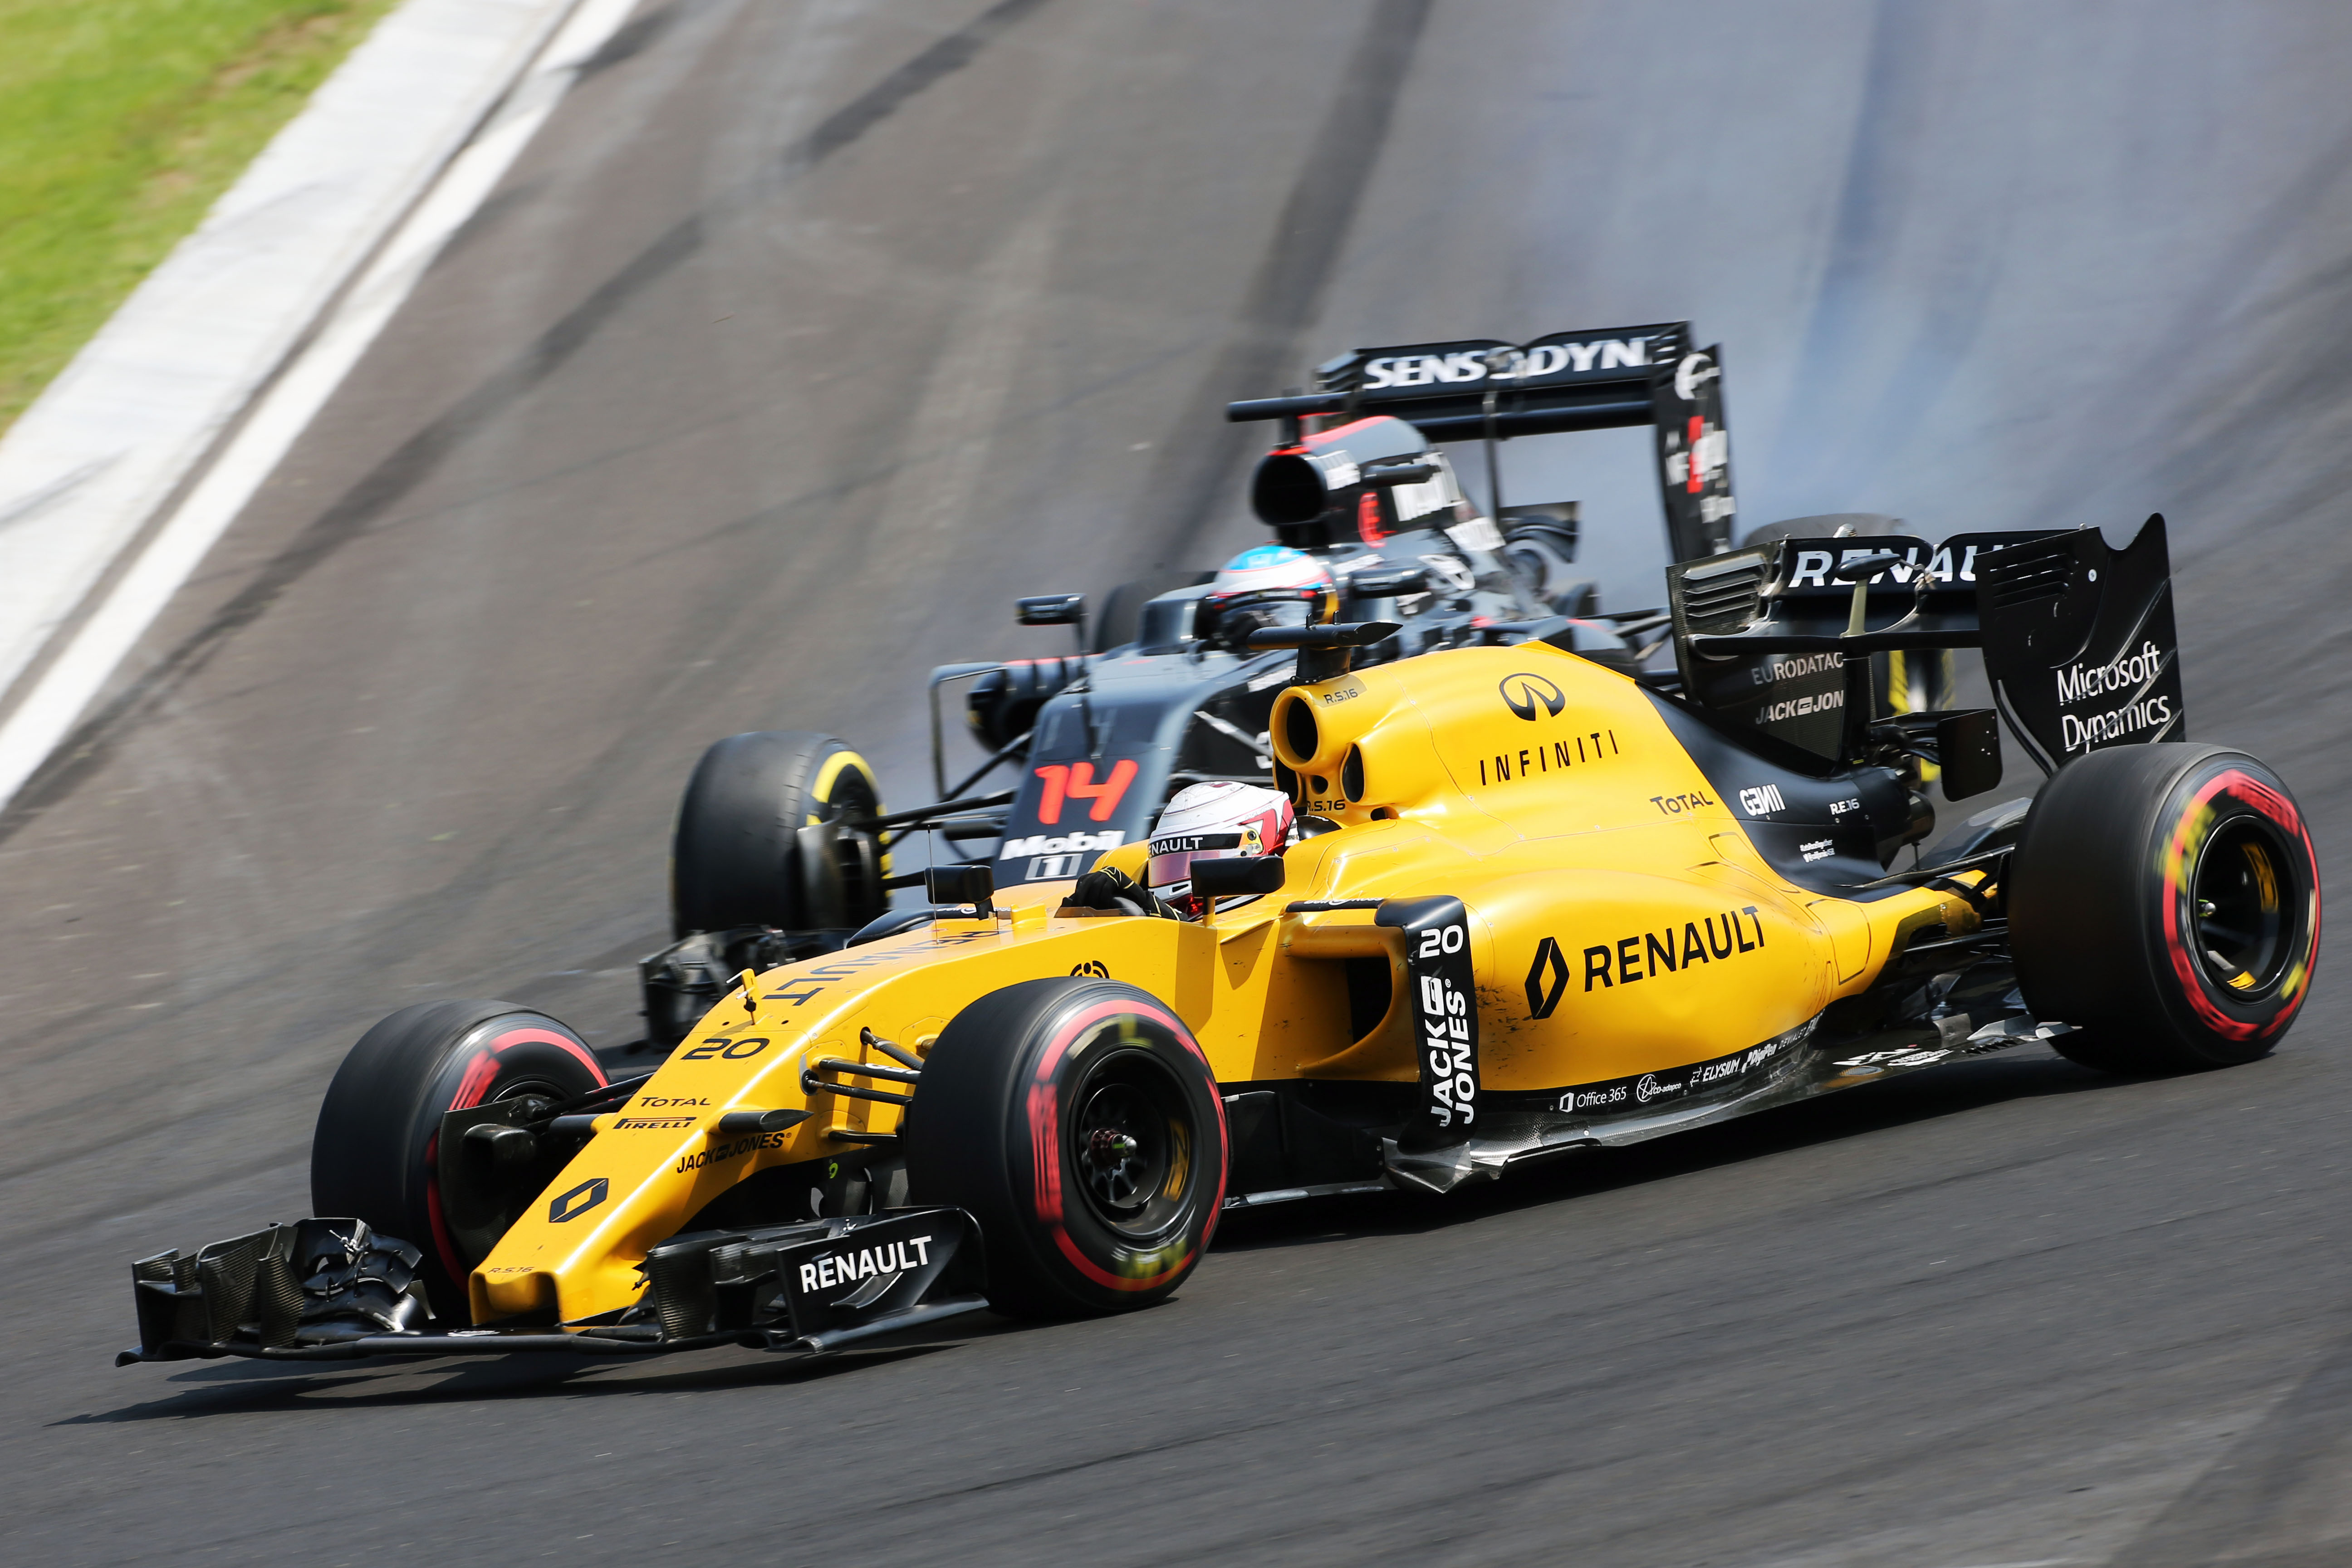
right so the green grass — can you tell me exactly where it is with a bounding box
[0,0,400,433]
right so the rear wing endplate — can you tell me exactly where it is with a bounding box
[1976,516,2187,772]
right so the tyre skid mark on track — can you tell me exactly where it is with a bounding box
[2102,1327,2352,1568]
[64,1339,954,1426]
[1139,0,1435,569]
[783,0,1053,173]
[1302,1336,2230,1565]
[572,0,694,83]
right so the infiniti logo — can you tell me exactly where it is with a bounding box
[1499,673,1567,721]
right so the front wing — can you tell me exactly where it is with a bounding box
[118,1208,987,1367]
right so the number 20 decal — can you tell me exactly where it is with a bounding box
[1418,926,1465,957]
[681,1036,769,1061]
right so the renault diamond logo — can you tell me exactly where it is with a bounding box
[1499,673,1566,721]
[1525,936,1570,1019]
[548,1176,609,1223]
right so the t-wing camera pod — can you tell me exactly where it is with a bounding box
[1246,621,1402,685]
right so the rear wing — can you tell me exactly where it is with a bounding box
[1228,321,1737,561]
[1667,514,2187,773]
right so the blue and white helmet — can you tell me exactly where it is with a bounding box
[1199,545,1337,652]
[1212,544,1335,597]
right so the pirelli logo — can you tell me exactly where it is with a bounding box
[613,1116,697,1130]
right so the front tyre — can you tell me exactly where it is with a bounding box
[905,978,1227,1318]
[2009,744,2321,1073]
[310,1001,606,1317]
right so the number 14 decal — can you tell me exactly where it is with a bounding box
[1033,760,1138,824]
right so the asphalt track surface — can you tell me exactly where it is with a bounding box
[6,3,2352,1563]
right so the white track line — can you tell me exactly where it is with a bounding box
[0,0,578,731]
[0,0,645,815]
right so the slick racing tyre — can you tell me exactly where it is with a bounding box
[2009,744,2320,1073]
[905,978,1227,1318]
[671,730,886,938]
[311,1001,606,1318]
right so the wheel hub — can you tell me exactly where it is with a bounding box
[1075,1081,1167,1218]
[2192,819,2290,994]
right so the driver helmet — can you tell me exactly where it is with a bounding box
[1198,545,1337,653]
[1146,781,1295,917]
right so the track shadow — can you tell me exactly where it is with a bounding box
[71,1054,2116,1421]
[1212,1049,2114,1252]
[63,1325,1024,1424]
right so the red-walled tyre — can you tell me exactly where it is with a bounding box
[2009,744,2321,1073]
[905,978,1227,1318]
[310,1001,606,1317]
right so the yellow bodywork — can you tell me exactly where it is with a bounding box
[473,642,1977,1326]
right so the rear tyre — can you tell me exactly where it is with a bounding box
[311,1001,606,1318]
[905,978,1227,1317]
[671,730,886,937]
[2009,744,2321,1073]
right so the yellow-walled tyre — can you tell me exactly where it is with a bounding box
[2009,744,2321,1073]
[671,730,886,938]
[906,978,1228,1318]
[310,1001,606,1318]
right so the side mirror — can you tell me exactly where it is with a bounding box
[1192,856,1285,897]
[926,864,995,919]
[1016,593,1086,627]
[1935,710,2003,802]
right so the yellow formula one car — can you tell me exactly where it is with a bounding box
[120,411,2320,1367]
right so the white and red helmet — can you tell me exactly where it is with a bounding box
[1146,782,1294,916]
